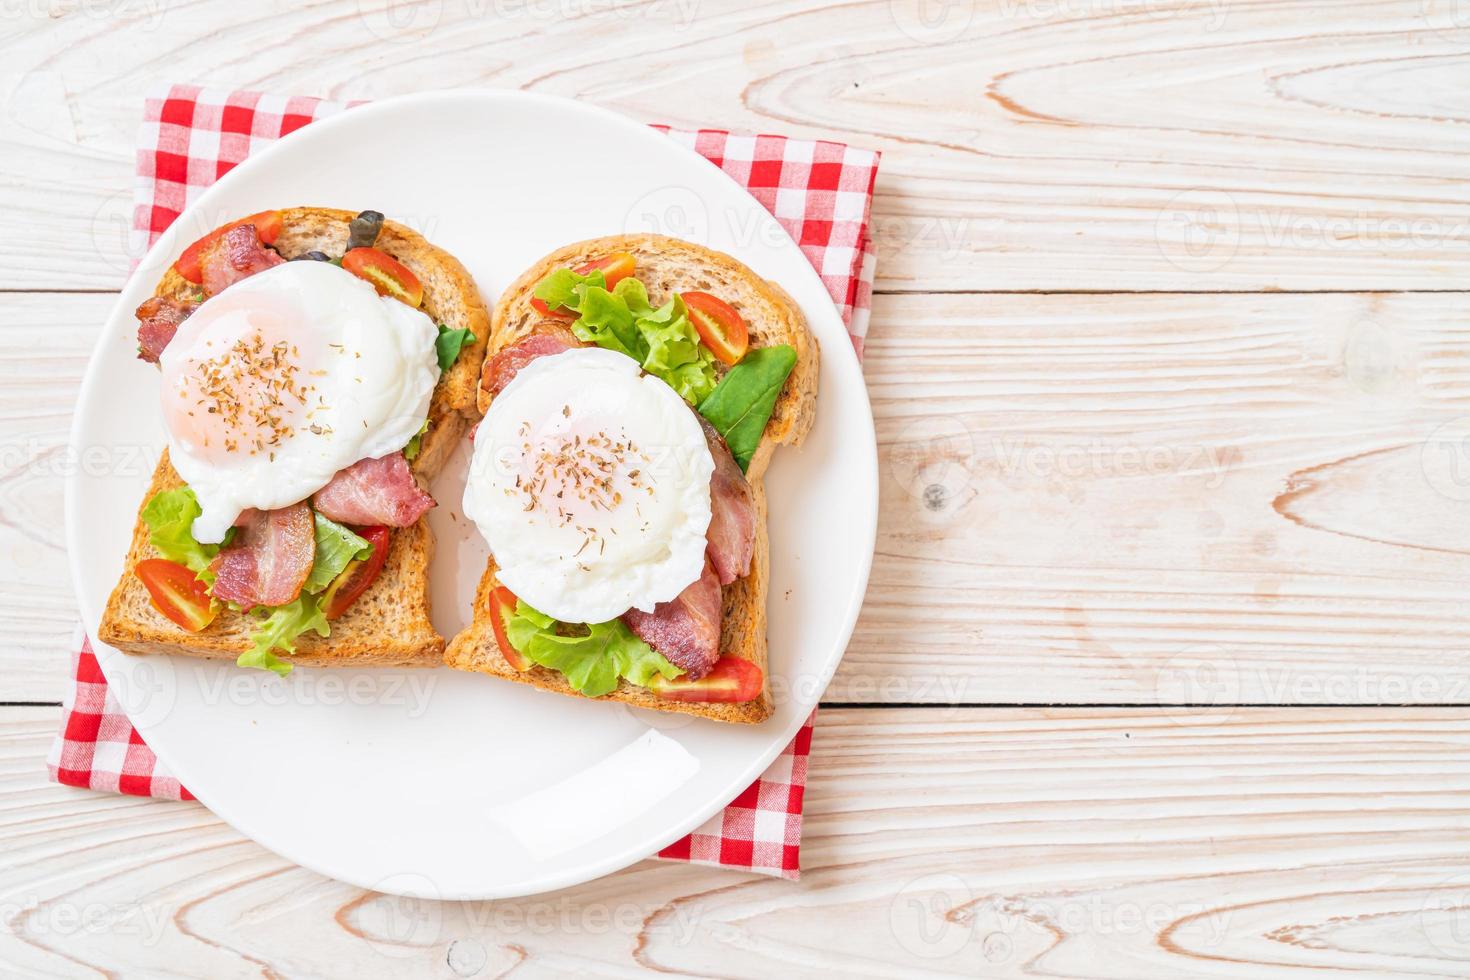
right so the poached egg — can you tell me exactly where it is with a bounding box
[158,261,440,543]
[464,347,714,624]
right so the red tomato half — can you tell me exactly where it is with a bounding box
[320,526,391,620]
[530,296,576,321]
[530,253,637,321]
[135,558,218,632]
[681,291,749,365]
[488,585,533,671]
[576,252,636,290]
[174,210,283,284]
[648,656,763,702]
[342,247,424,307]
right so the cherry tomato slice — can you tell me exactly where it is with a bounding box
[135,558,218,632]
[531,296,577,322]
[342,247,424,307]
[320,526,390,620]
[680,291,749,365]
[530,253,637,321]
[174,210,283,284]
[576,252,636,290]
[488,585,533,671]
[648,656,763,702]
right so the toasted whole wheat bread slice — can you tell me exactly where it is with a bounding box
[445,234,819,723]
[97,207,491,667]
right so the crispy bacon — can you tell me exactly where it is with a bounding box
[135,295,197,363]
[699,418,756,585]
[198,223,285,297]
[481,322,583,398]
[312,452,435,527]
[209,502,315,609]
[623,560,722,680]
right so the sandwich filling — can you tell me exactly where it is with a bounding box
[128,210,477,675]
[467,255,795,700]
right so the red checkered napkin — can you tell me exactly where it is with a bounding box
[50,84,879,880]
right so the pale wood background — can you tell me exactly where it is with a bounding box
[3,0,1470,975]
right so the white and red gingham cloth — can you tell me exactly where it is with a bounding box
[49,84,879,880]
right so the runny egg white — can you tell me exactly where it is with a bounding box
[464,346,714,624]
[158,261,440,543]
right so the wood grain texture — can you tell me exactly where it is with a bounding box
[8,291,1470,705]
[2,0,1469,290]
[838,289,1470,703]
[0,294,110,704]
[7,706,1470,977]
[5,4,1470,972]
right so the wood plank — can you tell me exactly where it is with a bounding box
[2,0,1469,290]
[841,289,1470,702]
[6,706,1470,976]
[0,294,107,703]
[6,290,1470,705]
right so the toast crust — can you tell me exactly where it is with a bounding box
[445,234,820,723]
[99,451,442,665]
[96,207,491,667]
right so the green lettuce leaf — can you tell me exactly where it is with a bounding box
[303,513,371,594]
[403,419,430,461]
[531,270,718,405]
[435,324,477,373]
[697,344,797,471]
[140,487,220,579]
[533,266,605,313]
[573,283,646,361]
[504,599,681,697]
[239,593,330,677]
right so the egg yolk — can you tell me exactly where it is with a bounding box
[161,291,322,465]
[503,412,672,561]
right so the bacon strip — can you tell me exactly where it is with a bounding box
[481,322,583,398]
[198,223,285,297]
[699,418,756,585]
[312,452,435,527]
[209,502,315,609]
[623,560,722,680]
[135,295,197,363]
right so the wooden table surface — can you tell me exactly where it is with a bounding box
[4,1,1470,976]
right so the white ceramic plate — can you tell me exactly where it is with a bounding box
[67,90,876,899]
